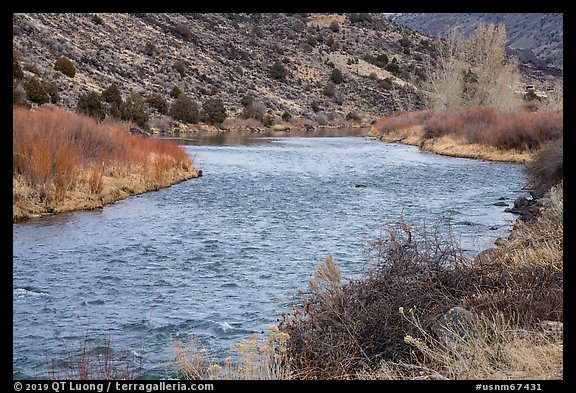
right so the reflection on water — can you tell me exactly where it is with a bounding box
[156,127,370,146]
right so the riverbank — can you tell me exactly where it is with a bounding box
[13,165,200,222]
[368,106,563,163]
[370,125,532,163]
[150,117,371,137]
[165,136,563,380]
[13,106,201,222]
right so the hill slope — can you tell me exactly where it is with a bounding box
[13,13,437,126]
[387,13,563,70]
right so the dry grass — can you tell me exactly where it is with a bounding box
[46,334,142,380]
[421,134,532,163]
[13,106,200,221]
[524,137,563,193]
[170,326,292,380]
[358,310,563,380]
[369,107,562,162]
[463,183,563,323]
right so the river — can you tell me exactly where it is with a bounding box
[13,134,527,379]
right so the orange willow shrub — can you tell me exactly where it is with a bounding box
[374,107,563,151]
[372,109,433,134]
[13,105,192,200]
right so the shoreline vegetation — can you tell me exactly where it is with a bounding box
[15,15,563,381]
[368,106,563,163]
[13,106,201,222]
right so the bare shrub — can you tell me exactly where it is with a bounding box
[424,22,520,111]
[241,100,267,121]
[221,117,262,129]
[524,137,563,195]
[480,109,563,150]
[458,106,496,143]
[147,115,173,133]
[281,221,471,379]
[422,111,465,139]
[378,107,562,152]
[46,334,142,380]
[373,110,433,135]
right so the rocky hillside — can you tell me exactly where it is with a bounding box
[387,13,563,71]
[13,13,439,128]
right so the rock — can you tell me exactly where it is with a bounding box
[493,201,508,206]
[433,306,475,345]
[538,321,563,338]
[503,195,544,222]
[494,237,508,246]
[513,196,530,208]
[303,124,315,132]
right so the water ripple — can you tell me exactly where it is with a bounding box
[13,136,528,379]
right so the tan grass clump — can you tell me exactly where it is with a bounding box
[463,183,563,323]
[358,309,562,380]
[170,326,292,380]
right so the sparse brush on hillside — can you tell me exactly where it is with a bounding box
[13,105,198,221]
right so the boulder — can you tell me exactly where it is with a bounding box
[433,306,475,345]
[513,196,530,208]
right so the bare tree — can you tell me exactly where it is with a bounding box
[424,22,521,112]
[544,79,563,110]
[465,22,520,111]
[423,26,467,111]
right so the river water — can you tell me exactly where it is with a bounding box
[13,135,527,379]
